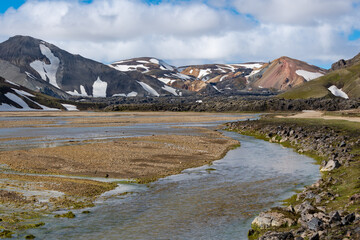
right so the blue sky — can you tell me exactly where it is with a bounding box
[0,0,25,13]
[0,0,359,69]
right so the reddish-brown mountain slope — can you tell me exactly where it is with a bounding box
[253,57,326,91]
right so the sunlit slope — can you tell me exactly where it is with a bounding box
[279,61,360,99]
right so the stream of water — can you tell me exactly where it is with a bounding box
[24,131,319,240]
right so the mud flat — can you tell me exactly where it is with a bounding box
[0,130,238,182]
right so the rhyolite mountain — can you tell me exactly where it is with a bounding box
[252,56,326,90]
[280,52,360,99]
[0,36,183,99]
[111,57,326,94]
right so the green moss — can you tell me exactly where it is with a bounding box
[54,211,75,219]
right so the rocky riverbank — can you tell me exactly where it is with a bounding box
[227,117,360,240]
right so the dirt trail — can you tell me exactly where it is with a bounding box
[279,110,360,123]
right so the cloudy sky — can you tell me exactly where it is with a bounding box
[0,0,359,68]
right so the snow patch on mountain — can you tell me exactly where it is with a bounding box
[127,91,138,97]
[296,70,324,81]
[5,80,20,86]
[220,75,228,82]
[112,64,150,73]
[61,104,78,111]
[137,60,149,64]
[92,77,107,97]
[236,63,263,69]
[158,78,176,85]
[172,73,191,80]
[0,92,59,111]
[212,85,220,92]
[12,89,35,97]
[30,44,60,88]
[149,58,159,65]
[137,81,159,97]
[198,69,212,79]
[328,85,349,99]
[66,85,88,97]
[4,93,31,110]
[162,85,180,96]
[112,91,138,97]
[159,60,174,71]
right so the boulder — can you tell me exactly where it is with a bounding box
[294,201,315,214]
[342,213,355,225]
[252,211,296,229]
[307,217,323,231]
[259,231,294,240]
[320,160,341,172]
[329,211,341,224]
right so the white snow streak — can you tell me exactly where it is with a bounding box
[137,81,159,97]
[5,80,20,86]
[172,73,191,80]
[30,44,60,88]
[328,85,349,99]
[12,89,35,97]
[162,85,180,96]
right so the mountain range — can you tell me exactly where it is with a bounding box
[0,35,358,111]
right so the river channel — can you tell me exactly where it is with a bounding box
[0,114,320,239]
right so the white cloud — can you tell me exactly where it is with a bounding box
[0,0,359,68]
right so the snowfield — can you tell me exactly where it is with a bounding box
[328,85,349,99]
[30,44,60,88]
[296,70,324,81]
[92,77,108,97]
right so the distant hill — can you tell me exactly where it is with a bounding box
[280,53,360,99]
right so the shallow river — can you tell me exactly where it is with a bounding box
[23,129,319,239]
